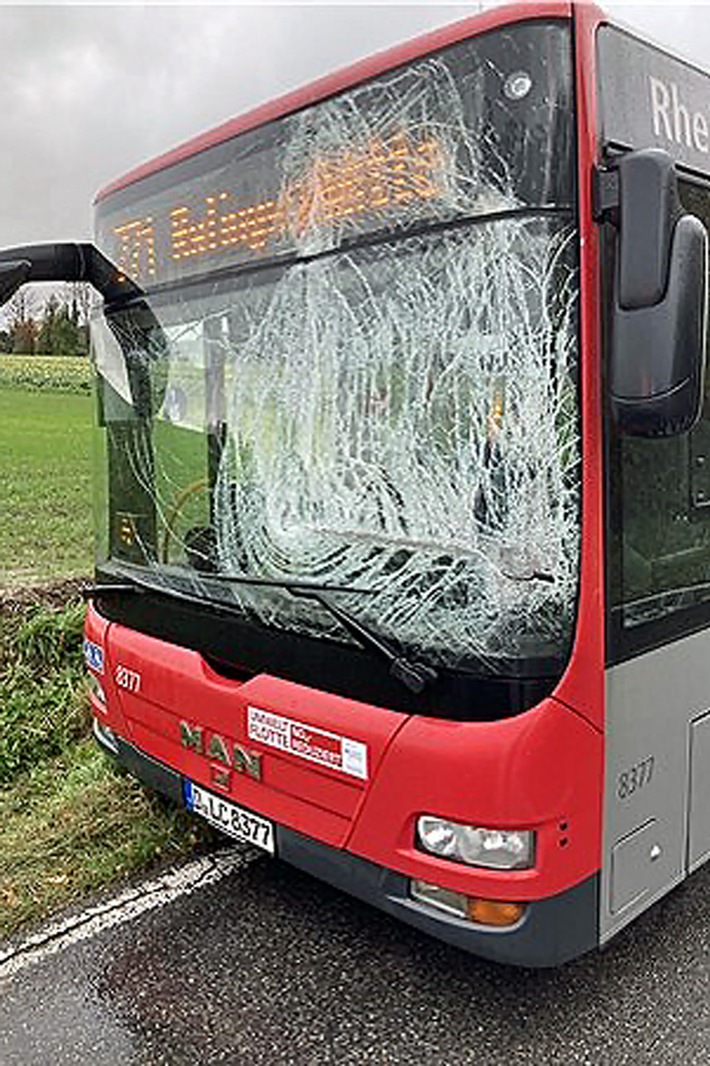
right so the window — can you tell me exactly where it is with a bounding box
[608,177,710,655]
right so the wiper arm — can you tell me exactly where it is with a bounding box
[286,587,438,695]
[81,583,144,601]
[205,571,438,694]
[81,574,367,602]
[83,570,438,695]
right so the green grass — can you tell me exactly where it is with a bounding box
[0,594,212,938]
[0,389,93,586]
[0,738,207,938]
[0,355,91,394]
[0,597,87,784]
[0,386,212,938]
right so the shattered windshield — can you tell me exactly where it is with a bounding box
[92,20,580,673]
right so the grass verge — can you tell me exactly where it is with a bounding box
[0,389,93,586]
[0,586,211,940]
[0,355,91,394]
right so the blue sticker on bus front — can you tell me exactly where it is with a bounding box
[83,639,104,674]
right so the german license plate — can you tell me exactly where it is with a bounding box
[184,781,275,854]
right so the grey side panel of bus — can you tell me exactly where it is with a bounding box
[598,24,710,172]
[598,24,710,945]
[602,630,710,943]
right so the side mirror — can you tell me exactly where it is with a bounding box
[0,261,31,304]
[607,150,709,437]
[0,242,141,305]
[0,242,167,418]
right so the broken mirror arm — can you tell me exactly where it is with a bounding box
[0,242,167,409]
[0,242,166,567]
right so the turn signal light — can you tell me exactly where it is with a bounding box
[411,879,526,928]
[466,898,525,927]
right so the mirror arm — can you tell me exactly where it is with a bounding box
[0,242,140,305]
[592,166,620,225]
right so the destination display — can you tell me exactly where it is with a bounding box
[95,20,574,288]
[110,132,446,283]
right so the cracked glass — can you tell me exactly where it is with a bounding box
[92,19,580,673]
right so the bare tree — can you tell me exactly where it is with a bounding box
[6,287,38,354]
[63,282,93,327]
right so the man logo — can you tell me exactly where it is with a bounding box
[179,721,262,781]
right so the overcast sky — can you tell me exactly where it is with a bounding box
[1,2,710,248]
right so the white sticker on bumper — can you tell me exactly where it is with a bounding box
[247,706,368,780]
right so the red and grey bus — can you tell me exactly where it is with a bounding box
[3,1,710,966]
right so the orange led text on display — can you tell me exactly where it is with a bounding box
[113,216,157,280]
[112,133,446,280]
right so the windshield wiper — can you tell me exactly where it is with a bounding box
[203,572,376,595]
[208,571,438,694]
[81,583,143,600]
[285,585,438,695]
[83,570,438,695]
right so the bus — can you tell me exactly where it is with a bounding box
[2,0,710,967]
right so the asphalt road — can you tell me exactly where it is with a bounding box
[2,844,710,1066]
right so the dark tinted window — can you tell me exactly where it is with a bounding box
[608,178,710,649]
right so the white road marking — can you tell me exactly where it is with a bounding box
[0,845,260,984]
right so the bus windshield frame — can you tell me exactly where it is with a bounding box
[91,17,581,684]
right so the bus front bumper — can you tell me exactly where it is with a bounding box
[95,722,599,969]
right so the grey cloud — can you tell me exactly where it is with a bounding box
[0,5,473,245]
[1,3,709,250]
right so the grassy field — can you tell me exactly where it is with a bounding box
[0,365,210,939]
[0,389,94,586]
[0,354,91,394]
[0,588,211,937]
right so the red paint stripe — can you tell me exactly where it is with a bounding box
[95,2,573,204]
[553,0,607,735]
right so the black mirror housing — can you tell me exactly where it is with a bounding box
[616,149,681,309]
[612,213,708,436]
[608,149,709,438]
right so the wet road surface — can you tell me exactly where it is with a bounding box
[2,845,710,1065]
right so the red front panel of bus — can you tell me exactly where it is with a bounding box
[86,601,602,901]
[93,605,406,848]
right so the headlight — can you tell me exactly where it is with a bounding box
[417,815,535,870]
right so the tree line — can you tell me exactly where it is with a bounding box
[0,283,92,357]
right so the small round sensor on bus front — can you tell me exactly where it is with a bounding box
[503,70,532,101]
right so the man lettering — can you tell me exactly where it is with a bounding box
[208,733,232,766]
[233,745,262,781]
[180,721,203,754]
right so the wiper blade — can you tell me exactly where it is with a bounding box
[286,587,438,695]
[206,571,438,694]
[81,583,144,601]
[203,572,376,595]
[88,570,438,695]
